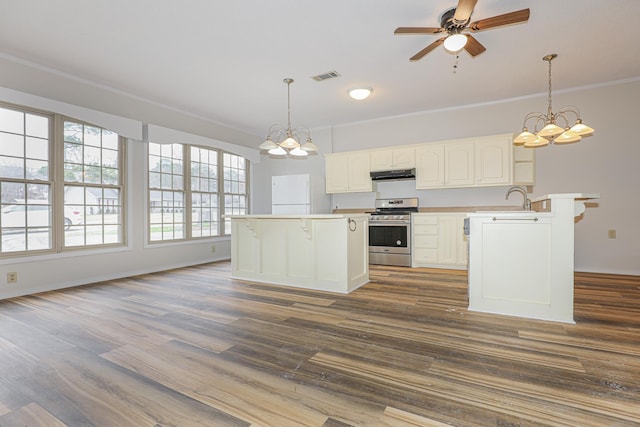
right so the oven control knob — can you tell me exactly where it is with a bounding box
[396,240,402,245]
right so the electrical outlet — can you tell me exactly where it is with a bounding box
[7,272,17,284]
[608,229,616,239]
[211,245,216,253]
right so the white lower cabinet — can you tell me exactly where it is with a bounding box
[412,213,467,269]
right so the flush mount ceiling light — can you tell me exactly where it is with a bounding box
[514,54,595,148]
[348,87,373,100]
[258,78,317,157]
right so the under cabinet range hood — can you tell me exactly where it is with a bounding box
[370,168,416,181]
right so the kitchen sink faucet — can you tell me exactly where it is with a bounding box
[506,186,532,210]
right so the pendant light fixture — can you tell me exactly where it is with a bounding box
[258,78,318,157]
[514,54,594,148]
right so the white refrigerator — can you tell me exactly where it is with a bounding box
[271,174,331,215]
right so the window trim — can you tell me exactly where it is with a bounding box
[146,142,249,244]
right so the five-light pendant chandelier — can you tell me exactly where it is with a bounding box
[258,78,318,157]
[514,54,594,148]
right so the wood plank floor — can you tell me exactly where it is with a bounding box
[0,262,638,426]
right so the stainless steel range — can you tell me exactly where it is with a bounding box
[368,198,418,267]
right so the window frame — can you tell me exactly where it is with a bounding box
[146,142,249,244]
[0,101,127,258]
[58,116,127,250]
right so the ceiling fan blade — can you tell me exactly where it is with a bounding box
[410,38,445,61]
[453,0,478,24]
[463,34,486,57]
[394,27,444,35]
[469,8,530,32]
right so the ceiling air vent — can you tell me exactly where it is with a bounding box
[311,71,341,82]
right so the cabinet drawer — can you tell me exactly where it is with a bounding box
[414,224,438,235]
[414,248,438,263]
[414,234,438,248]
[413,215,438,225]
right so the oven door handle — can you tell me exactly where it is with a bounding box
[369,221,410,226]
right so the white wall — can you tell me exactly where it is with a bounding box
[253,79,640,275]
[0,140,230,299]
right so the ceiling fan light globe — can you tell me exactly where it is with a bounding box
[443,33,468,52]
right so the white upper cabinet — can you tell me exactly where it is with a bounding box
[369,147,416,171]
[325,151,372,194]
[325,133,535,193]
[415,144,445,189]
[474,135,511,186]
[445,141,475,187]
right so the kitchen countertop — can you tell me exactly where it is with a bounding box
[333,206,530,214]
[229,214,369,219]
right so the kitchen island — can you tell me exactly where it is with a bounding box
[467,193,599,323]
[229,214,369,293]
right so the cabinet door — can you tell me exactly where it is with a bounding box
[415,144,445,189]
[369,149,394,172]
[325,154,349,193]
[445,142,474,187]
[437,215,459,265]
[392,148,416,169]
[347,152,372,192]
[475,137,511,185]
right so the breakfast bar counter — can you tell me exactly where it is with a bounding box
[229,214,369,293]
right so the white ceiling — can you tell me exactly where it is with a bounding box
[1,0,639,141]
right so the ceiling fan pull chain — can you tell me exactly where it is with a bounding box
[453,54,460,74]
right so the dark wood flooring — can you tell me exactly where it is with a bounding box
[0,262,638,426]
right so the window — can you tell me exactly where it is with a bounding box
[148,143,185,241]
[0,106,52,253]
[190,146,219,237]
[223,153,247,233]
[147,143,248,242]
[0,103,125,256]
[63,120,124,247]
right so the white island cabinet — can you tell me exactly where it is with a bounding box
[230,214,369,293]
[467,193,599,323]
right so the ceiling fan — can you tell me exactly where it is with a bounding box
[394,0,530,61]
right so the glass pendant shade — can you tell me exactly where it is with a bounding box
[513,128,536,145]
[258,137,278,150]
[524,135,550,148]
[301,138,318,152]
[268,146,287,156]
[289,147,308,157]
[553,128,582,144]
[538,122,564,137]
[443,34,467,52]
[279,136,299,149]
[569,119,594,136]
